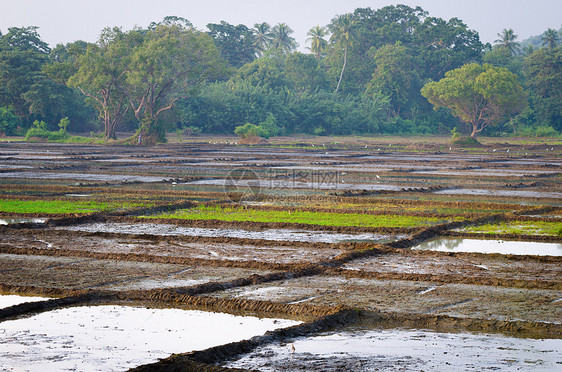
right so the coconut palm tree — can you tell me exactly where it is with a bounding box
[330,14,355,93]
[494,28,520,56]
[306,25,328,58]
[253,22,273,57]
[271,23,297,53]
[541,28,560,48]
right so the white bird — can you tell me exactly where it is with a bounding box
[376,175,381,179]
[507,149,509,153]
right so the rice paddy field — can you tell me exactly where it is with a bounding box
[0,137,560,371]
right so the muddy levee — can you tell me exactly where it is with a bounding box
[0,140,561,371]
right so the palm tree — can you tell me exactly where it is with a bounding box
[494,28,520,56]
[330,14,355,93]
[541,28,560,48]
[306,25,328,58]
[253,22,273,57]
[271,23,297,53]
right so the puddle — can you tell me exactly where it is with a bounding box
[414,238,562,256]
[0,171,167,183]
[0,305,300,371]
[0,295,51,309]
[58,223,401,244]
[435,188,562,199]
[0,218,47,225]
[185,178,403,192]
[226,328,562,371]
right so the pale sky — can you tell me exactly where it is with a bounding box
[1,0,561,51]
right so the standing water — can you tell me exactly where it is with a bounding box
[414,238,562,256]
[226,328,562,371]
[0,305,300,371]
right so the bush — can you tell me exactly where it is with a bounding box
[451,136,481,147]
[0,106,20,136]
[184,126,202,136]
[24,118,93,143]
[234,123,270,139]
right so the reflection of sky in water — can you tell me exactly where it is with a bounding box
[415,238,562,256]
[227,328,562,371]
[0,305,299,371]
[59,223,400,244]
[0,218,47,225]
[0,295,50,309]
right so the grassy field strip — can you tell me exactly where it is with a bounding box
[0,199,153,214]
[458,220,562,236]
[144,205,465,228]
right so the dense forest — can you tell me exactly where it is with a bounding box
[0,5,560,142]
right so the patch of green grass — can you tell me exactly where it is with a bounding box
[462,221,562,236]
[0,199,151,214]
[145,205,461,227]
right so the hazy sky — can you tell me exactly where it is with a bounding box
[2,0,561,51]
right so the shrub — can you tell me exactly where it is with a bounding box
[0,107,20,136]
[451,136,481,147]
[234,123,270,139]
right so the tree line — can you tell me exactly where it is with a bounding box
[0,6,560,142]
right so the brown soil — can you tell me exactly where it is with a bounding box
[0,140,560,371]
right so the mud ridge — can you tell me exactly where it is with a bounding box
[118,293,339,320]
[363,310,562,339]
[130,307,358,371]
[0,245,294,272]
[138,265,325,298]
[325,267,561,290]
[513,205,559,216]
[0,292,111,322]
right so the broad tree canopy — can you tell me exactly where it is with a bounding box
[421,63,526,137]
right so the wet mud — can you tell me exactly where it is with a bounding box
[0,140,560,371]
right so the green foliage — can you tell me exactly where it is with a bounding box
[259,113,281,137]
[25,127,67,141]
[524,47,561,131]
[234,123,270,138]
[24,118,94,142]
[183,126,202,136]
[206,21,256,68]
[421,63,526,137]
[463,221,562,236]
[0,198,149,214]
[450,127,461,139]
[366,42,419,116]
[147,205,461,228]
[58,117,70,133]
[0,106,20,135]
[451,136,481,147]
[2,10,560,139]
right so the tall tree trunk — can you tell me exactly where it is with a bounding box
[335,46,347,93]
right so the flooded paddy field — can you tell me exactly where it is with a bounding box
[0,139,560,371]
[0,302,299,371]
[226,326,562,371]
